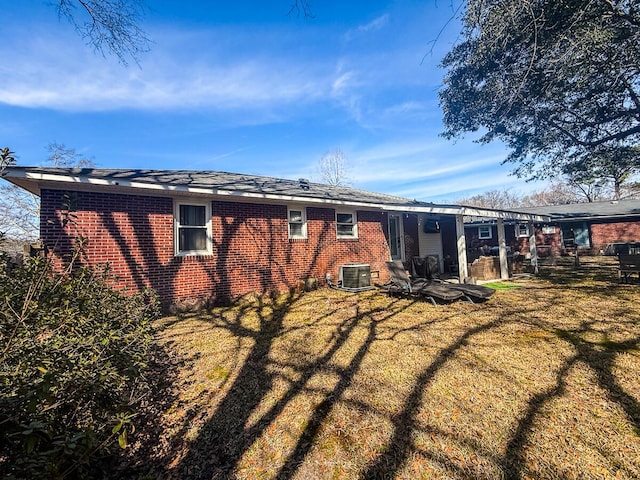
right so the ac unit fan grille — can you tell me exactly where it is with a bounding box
[339,264,373,292]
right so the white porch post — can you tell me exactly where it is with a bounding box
[528,220,539,274]
[455,214,469,280]
[497,218,509,279]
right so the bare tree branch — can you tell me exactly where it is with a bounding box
[316,148,351,186]
[56,0,150,65]
[288,1,315,18]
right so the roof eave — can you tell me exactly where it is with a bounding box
[2,169,549,220]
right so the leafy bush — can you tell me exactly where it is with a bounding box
[0,242,159,479]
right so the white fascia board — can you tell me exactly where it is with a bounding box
[13,171,401,210]
[461,207,549,222]
[380,204,463,215]
[9,170,550,221]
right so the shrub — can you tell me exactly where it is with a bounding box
[0,243,159,479]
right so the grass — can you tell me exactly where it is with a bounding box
[482,281,523,290]
[126,257,640,479]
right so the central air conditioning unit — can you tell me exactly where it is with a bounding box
[339,264,373,292]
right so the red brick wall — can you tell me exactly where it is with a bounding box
[40,189,392,308]
[589,219,640,251]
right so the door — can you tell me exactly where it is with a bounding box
[561,222,590,248]
[388,214,404,260]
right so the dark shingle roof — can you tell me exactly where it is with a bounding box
[3,167,419,206]
[1,166,549,221]
[518,199,640,220]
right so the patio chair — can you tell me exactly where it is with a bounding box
[384,260,464,306]
[418,255,495,303]
[410,255,429,279]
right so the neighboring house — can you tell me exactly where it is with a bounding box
[465,199,640,258]
[1,167,544,309]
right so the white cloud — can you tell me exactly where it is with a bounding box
[0,27,341,113]
[322,136,550,202]
[344,14,390,41]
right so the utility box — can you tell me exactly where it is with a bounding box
[339,264,373,292]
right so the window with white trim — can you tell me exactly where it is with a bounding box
[288,207,307,239]
[336,210,358,238]
[174,201,212,255]
[517,223,530,237]
[478,225,492,240]
[542,225,556,235]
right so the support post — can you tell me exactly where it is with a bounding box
[455,214,469,281]
[497,218,509,280]
[528,221,538,274]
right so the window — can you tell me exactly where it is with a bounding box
[288,207,307,239]
[542,225,556,235]
[478,225,492,240]
[336,211,357,238]
[174,201,212,255]
[517,223,530,237]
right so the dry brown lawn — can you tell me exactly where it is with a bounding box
[128,257,640,479]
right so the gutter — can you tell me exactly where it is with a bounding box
[2,169,549,222]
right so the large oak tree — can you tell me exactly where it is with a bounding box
[440,0,640,185]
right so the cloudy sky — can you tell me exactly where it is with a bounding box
[1,1,547,203]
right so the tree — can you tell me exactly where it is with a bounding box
[456,180,604,209]
[457,189,523,210]
[0,147,16,170]
[561,146,640,200]
[316,148,351,186]
[525,179,592,205]
[440,0,640,183]
[0,144,93,242]
[55,0,150,65]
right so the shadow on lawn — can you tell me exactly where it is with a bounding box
[164,295,436,479]
[166,292,417,479]
[163,293,513,479]
[149,265,639,479]
[502,318,640,480]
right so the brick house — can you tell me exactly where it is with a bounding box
[465,199,640,259]
[2,167,543,308]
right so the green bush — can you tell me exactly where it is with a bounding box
[0,246,159,479]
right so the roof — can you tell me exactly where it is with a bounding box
[1,166,548,221]
[518,199,640,220]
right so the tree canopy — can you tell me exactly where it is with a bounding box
[440,0,640,182]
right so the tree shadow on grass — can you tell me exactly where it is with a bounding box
[359,317,508,479]
[153,290,420,479]
[132,270,640,479]
[501,319,640,480]
[169,292,299,478]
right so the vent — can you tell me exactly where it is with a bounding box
[339,264,373,292]
[299,178,311,190]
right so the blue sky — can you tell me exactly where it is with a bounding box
[1,0,547,203]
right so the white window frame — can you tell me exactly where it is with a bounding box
[288,206,307,239]
[517,223,530,238]
[478,225,492,240]
[336,210,358,239]
[174,199,212,256]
